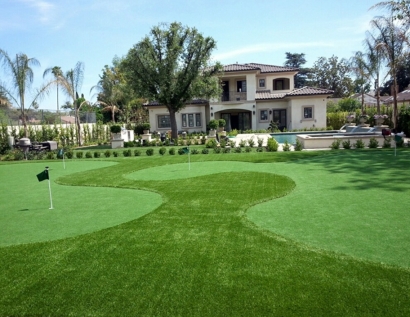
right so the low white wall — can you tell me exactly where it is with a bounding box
[297,134,386,149]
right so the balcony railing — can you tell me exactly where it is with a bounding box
[221,91,247,102]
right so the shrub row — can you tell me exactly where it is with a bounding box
[329,137,405,150]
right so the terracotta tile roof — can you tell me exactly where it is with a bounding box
[384,90,410,103]
[146,99,208,106]
[246,63,298,73]
[286,86,334,96]
[256,90,286,99]
[223,64,260,72]
[222,63,298,73]
[255,86,333,100]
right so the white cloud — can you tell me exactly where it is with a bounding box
[336,13,374,35]
[213,41,334,61]
[19,0,55,24]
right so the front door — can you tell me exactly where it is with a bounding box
[238,112,251,131]
[221,113,231,131]
[225,112,251,131]
[272,109,287,131]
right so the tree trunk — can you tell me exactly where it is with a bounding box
[21,110,28,138]
[75,108,82,146]
[361,90,364,114]
[376,75,380,115]
[169,108,178,140]
[393,77,398,129]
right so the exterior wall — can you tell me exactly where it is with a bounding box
[288,96,328,130]
[254,101,289,130]
[148,105,207,133]
[259,73,295,93]
[246,73,256,100]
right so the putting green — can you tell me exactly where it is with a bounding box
[130,158,410,267]
[0,161,162,246]
[126,161,269,181]
[247,152,410,268]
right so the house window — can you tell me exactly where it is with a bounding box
[260,109,269,122]
[237,80,247,92]
[158,115,171,128]
[195,113,201,126]
[182,113,201,128]
[303,106,313,119]
[258,79,265,89]
[273,78,290,90]
[275,80,284,90]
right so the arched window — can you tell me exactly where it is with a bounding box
[273,78,290,90]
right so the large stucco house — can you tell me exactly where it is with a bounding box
[145,63,333,133]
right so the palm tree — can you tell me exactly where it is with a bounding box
[0,49,53,137]
[43,66,62,113]
[58,61,85,145]
[349,51,371,114]
[363,34,384,115]
[90,64,123,123]
[371,1,410,26]
[370,15,408,128]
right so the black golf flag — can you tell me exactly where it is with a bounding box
[37,169,49,182]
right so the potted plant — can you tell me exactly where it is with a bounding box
[208,119,218,130]
[218,119,226,131]
[359,114,369,124]
[208,119,218,138]
[142,122,150,134]
[218,118,226,136]
[346,114,355,124]
[110,124,122,140]
[374,114,388,126]
[110,124,122,134]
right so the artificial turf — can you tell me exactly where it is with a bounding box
[0,161,162,246]
[0,149,409,316]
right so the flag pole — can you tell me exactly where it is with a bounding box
[188,145,190,171]
[46,166,53,209]
[63,151,65,170]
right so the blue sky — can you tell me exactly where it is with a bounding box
[0,0,385,110]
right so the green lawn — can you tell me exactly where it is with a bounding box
[0,149,409,316]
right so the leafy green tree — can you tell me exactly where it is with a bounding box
[338,98,361,112]
[122,22,222,139]
[0,49,53,137]
[284,52,311,88]
[308,55,354,98]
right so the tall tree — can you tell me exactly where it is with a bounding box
[122,22,223,139]
[371,1,410,25]
[43,66,62,113]
[363,34,384,114]
[349,51,372,113]
[91,61,126,123]
[370,15,408,128]
[284,52,311,88]
[308,55,354,97]
[0,49,53,137]
[58,62,85,145]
